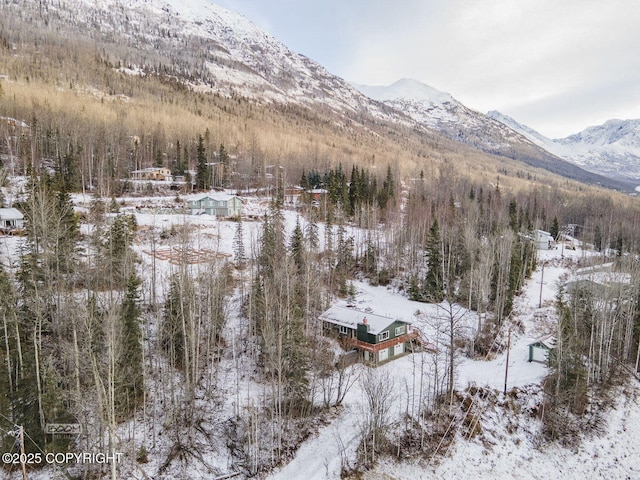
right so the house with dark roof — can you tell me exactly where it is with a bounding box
[320,305,420,363]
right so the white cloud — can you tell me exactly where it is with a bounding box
[340,0,640,136]
[214,0,640,137]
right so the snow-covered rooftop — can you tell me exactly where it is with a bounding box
[191,193,241,202]
[0,207,24,220]
[319,305,408,335]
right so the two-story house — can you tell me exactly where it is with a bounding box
[320,305,419,364]
[189,194,243,217]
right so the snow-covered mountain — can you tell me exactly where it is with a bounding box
[3,0,402,126]
[2,0,635,191]
[488,112,640,183]
[355,78,524,149]
[355,79,635,191]
[487,111,563,154]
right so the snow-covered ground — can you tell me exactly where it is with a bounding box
[266,241,640,480]
[3,190,639,479]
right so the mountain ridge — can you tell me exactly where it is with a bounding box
[355,79,636,191]
[0,0,635,191]
[488,111,640,183]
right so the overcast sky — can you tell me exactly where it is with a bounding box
[215,0,640,138]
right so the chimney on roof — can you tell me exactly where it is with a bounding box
[363,317,368,325]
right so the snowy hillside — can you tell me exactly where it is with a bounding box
[558,119,640,182]
[489,112,640,183]
[355,79,524,147]
[3,1,634,190]
[3,0,401,126]
[487,110,567,156]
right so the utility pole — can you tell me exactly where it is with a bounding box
[635,334,640,376]
[538,261,545,308]
[503,326,512,395]
[19,425,27,480]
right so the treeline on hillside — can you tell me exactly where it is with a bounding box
[0,173,236,475]
[237,167,640,470]
[0,91,243,196]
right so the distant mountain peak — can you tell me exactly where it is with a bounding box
[354,78,454,105]
[488,112,640,183]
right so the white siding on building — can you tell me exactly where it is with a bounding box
[378,348,389,362]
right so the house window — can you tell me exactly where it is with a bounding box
[379,331,389,341]
[395,325,406,336]
[339,325,350,335]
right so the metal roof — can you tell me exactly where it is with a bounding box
[319,305,408,335]
[0,208,24,220]
[529,334,556,350]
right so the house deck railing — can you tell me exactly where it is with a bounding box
[345,330,421,354]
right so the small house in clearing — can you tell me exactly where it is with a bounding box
[320,305,419,364]
[131,167,173,181]
[528,334,556,363]
[309,188,328,207]
[189,194,243,217]
[0,207,24,234]
[284,186,304,208]
[533,229,554,250]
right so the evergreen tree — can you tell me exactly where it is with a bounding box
[173,139,185,176]
[377,165,395,210]
[258,203,286,278]
[544,290,589,438]
[103,214,137,288]
[162,273,192,369]
[290,219,305,273]
[384,164,395,199]
[0,264,17,453]
[324,206,334,253]
[219,143,230,187]
[304,211,319,251]
[425,219,444,302]
[56,143,81,192]
[300,168,310,190]
[363,238,378,277]
[336,221,354,275]
[195,134,209,190]
[504,238,523,317]
[550,216,559,239]
[594,224,603,251]
[508,199,518,231]
[408,275,425,302]
[154,148,164,167]
[348,165,359,216]
[117,275,144,416]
